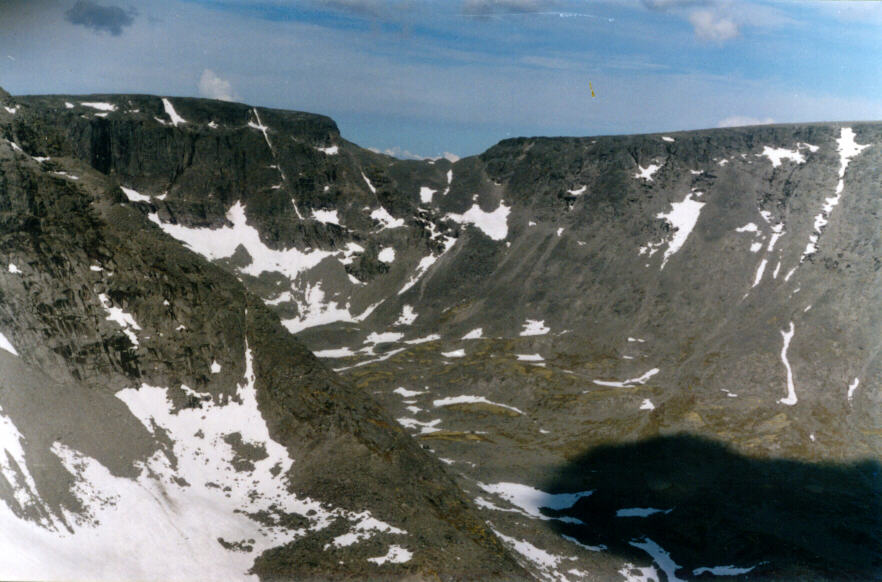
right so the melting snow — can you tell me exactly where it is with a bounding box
[80,102,116,112]
[592,368,659,388]
[398,235,456,295]
[752,259,768,287]
[848,377,860,402]
[567,186,586,196]
[7,263,21,274]
[492,529,571,576]
[4,106,17,114]
[735,223,759,233]
[634,164,661,181]
[210,360,221,374]
[312,209,339,225]
[314,347,357,358]
[434,395,522,414]
[0,332,19,356]
[370,207,405,230]
[479,483,591,520]
[639,399,655,411]
[396,417,441,434]
[759,146,805,168]
[516,354,544,362]
[367,545,412,565]
[393,387,427,398]
[149,202,334,282]
[661,136,675,142]
[404,334,441,345]
[394,305,417,326]
[98,293,140,347]
[630,537,684,582]
[317,145,338,155]
[419,187,436,204]
[778,321,797,406]
[654,192,705,269]
[361,172,376,194]
[161,98,186,126]
[440,349,465,358]
[802,128,869,260]
[462,328,483,340]
[120,187,150,203]
[446,202,511,241]
[520,319,550,336]
[378,247,396,263]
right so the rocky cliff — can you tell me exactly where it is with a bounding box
[1,90,881,581]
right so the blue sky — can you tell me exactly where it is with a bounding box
[2,1,882,159]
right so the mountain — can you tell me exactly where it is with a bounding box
[1,90,881,581]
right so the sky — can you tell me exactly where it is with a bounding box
[1,0,882,159]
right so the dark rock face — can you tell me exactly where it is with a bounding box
[2,89,882,580]
[0,93,526,580]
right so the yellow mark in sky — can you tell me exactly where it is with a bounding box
[589,81,596,98]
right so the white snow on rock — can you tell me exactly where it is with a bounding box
[634,163,661,182]
[752,258,768,287]
[314,347,357,358]
[759,145,806,168]
[317,145,338,155]
[617,507,671,517]
[848,377,860,402]
[210,360,221,374]
[520,319,550,336]
[398,234,457,295]
[311,209,340,225]
[630,537,684,582]
[693,565,756,576]
[419,187,436,204]
[516,353,544,362]
[735,222,758,233]
[0,405,57,530]
[393,387,427,398]
[440,349,465,358]
[654,192,705,269]
[98,293,141,347]
[434,395,523,414]
[327,514,406,548]
[462,328,483,340]
[370,207,405,230]
[281,283,378,334]
[7,263,21,274]
[479,482,591,520]
[120,186,150,203]
[396,417,442,434]
[492,529,571,577]
[661,136,675,142]
[149,201,333,282]
[0,341,406,582]
[778,321,797,405]
[161,98,186,126]
[446,202,511,241]
[378,247,396,263]
[80,102,116,112]
[567,186,586,196]
[802,127,869,260]
[4,106,17,114]
[404,334,441,345]
[592,368,659,388]
[0,332,19,356]
[363,331,403,347]
[394,305,417,326]
[361,172,376,194]
[367,545,413,565]
[619,563,661,582]
[639,399,655,411]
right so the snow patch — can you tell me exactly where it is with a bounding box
[462,328,483,340]
[161,98,186,126]
[419,187,436,204]
[520,319,550,336]
[370,207,405,230]
[778,321,797,406]
[394,305,417,326]
[0,332,18,356]
[634,164,661,181]
[367,545,412,565]
[592,368,659,388]
[7,263,21,274]
[311,209,339,225]
[516,353,544,362]
[440,349,465,358]
[848,377,860,402]
[654,193,705,269]
[317,145,338,155]
[98,293,140,347]
[378,247,396,263]
[80,102,116,112]
[446,202,511,241]
[434,395,523,415]
[759,146,805,168]
[120,187,150,203]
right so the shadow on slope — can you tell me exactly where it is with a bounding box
[543,435,882,581]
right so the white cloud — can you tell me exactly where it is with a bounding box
[198,69,235,101]
[463,0,559,16]
[717,115,775,128]
[688,8,738,42]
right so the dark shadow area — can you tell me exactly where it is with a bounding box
[543,435,882,581]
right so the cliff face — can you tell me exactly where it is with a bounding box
[0,93,525,581]
[2,90,882,581]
